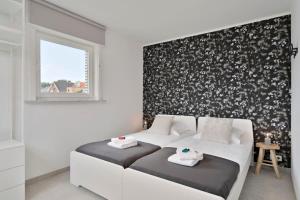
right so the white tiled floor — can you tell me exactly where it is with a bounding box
[26,167,296,200]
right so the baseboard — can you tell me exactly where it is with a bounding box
[26,167,70,185]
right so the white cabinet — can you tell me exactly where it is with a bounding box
[0,146,24,171]
[0,140,25,200]
[0,185,25,200]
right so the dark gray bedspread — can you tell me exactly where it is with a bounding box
[76,140,161,168]
[130,147,240,199]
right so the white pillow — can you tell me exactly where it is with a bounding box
[194,128,244,144]
[201,117,233,144]
[170,121,190,136]
[170,116,196,136]
[147,115,173,135]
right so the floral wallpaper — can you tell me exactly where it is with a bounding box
[143,15,291,167]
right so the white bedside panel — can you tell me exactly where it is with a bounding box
[0,185,24,200]
[0,166,24,192]
[0,146,24,171]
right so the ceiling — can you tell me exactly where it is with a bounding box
[46,0,291,45]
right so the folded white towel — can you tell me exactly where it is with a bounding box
[168,154,200,167]
[107,141,138,149]
[176,147,203,161]
[111,136,136,145]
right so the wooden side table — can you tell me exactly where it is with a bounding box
[255,142,280,178]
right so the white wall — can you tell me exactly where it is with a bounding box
[292,0,300,198]
[24,29,143,180]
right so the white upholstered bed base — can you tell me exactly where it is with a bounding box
[70,151,124,200]
[70,133,194,200]
[70,120,195,200]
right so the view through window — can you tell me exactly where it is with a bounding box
[40,39,89,94]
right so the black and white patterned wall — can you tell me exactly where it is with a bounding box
[143,15,291,167]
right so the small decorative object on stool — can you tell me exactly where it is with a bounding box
[264,133,272,145]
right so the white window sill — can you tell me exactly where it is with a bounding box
[25,97,107,104]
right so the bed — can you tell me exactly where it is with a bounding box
[123,118,253,200]
[70,115,196,200]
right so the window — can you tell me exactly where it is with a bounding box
[40,40,89,94]
[34,30,100,101]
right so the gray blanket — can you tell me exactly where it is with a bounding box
[76,139,161,168]
[130,147,240,199]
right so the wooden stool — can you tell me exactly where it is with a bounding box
[255,142,280,178]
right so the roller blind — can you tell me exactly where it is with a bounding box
[29,0,106,45]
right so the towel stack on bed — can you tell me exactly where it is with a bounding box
[168,147,203,167]
[108,136,138,149]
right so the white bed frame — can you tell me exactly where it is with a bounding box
[70,115,196,200]
[123,118,253,200]
[70,151,124,200]
[70,117,252,200]
[70,134,194,200]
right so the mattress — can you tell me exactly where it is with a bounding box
[76,139,160,168]
[130,147,240,199]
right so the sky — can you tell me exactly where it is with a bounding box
[40,40,87,83]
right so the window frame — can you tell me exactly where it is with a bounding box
[33,29,100,102]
